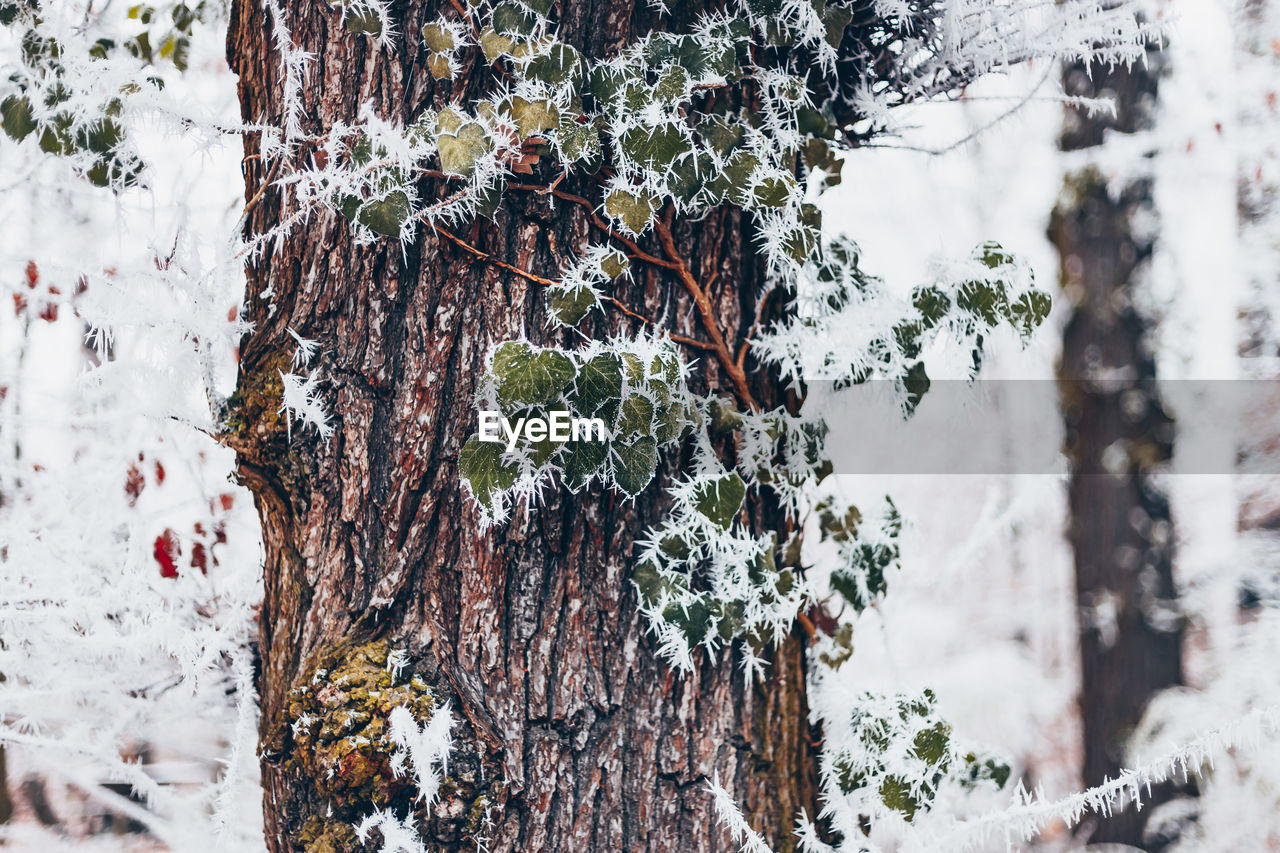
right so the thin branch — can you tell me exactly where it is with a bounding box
[242,157,283,217]
[736,285,776,371]
[860,66,1055,157]
[505,183,680,272]
[653,216,757,410]
[446,0,479,38]
[433,223,717,355]
[601,296,716,352]
[433,224,559,287]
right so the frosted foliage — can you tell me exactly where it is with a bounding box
[0,0,1202,848]
[1237,0,1280,363]
[1129,615,1280,851]
[0,0,263,849]
[754,237,1049,399]
[846,0,1157,127]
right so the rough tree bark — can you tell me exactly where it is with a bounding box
[225,2,820,851]
[1051,48,1187,850]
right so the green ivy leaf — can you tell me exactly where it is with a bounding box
[654,63,690,102]
[752,175,794,208]
[492,2,536,36]
[492,342,577,407]
[438,121,490,176]
[527,405,563,466]
[555,119,601,164]
[480,27,514,61]
[912,285,950,329]
[976,240,1016,269]
[879,776,923,821]
[356,190,411,237]
[615,394,654,438]
[599,249,629,279]
[691,473,747,529]
[474,178,506,220]
[434,108,464,134]
[666,151,713,205]
[957,280,1004,327]
[525,43,583,87]
[620,122,692,170]
[508,96,559,139]
[572,354,623,417]
[0,95,36,141]
[422,23,455,52]
[708,398,741,434]
[698,115,744,158]
[78,118,122,156]
[1007,290,1052,340]
[613,436,657,496]
[653,400,691,443]
[548,284,598,326]
[721,149,761,205]
[603,188,658,234]
[561,436,609,490]
[822,3,853,47]
[912,722,952,768]
[587,65,629,105]
[428,53,452,79]
[901,360,930,415]
[344,7,383,36]
[459,436,518,508]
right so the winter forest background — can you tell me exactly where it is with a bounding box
[1,0,1279,850]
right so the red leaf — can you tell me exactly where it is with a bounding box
[24,260,38,288]
[191,542,208,574]
[125,463,145,507]
[154,530,180,579]
[153,460,166,485]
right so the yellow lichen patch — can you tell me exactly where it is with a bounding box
[298,815,360,853]
[283,640,437,807]
[224,348,293,443]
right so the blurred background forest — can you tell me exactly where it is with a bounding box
[1,0,1279,849]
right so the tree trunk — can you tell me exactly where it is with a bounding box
[1051,49,1187,850]
[0,746,12,829]
[225,2,819,851]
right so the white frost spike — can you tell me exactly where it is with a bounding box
[386,648,410,678]
[387,703,455,806]
[916,704,1280,853]
[279,370,335,440]
[354,809,430,853]
[287,328,321,368]
[707,774,777,853]
[262,0,314,148]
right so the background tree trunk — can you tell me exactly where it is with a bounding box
[225,2,819,851]
[0,746,12,830]
[1051,47,1187,850]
